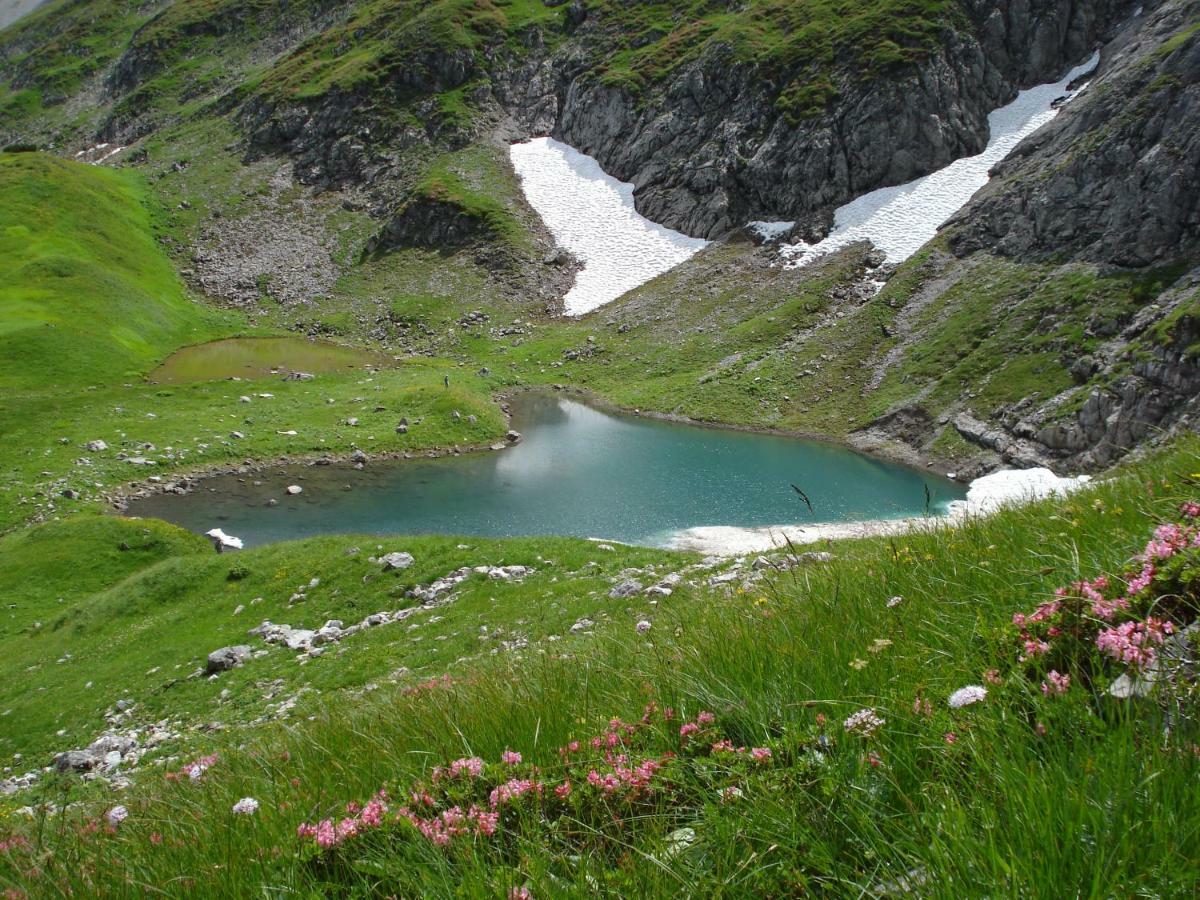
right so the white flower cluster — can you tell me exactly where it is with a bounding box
[843,708,886,737]
[948,685,988,709]
[232,797,260,816]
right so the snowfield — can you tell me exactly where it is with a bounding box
[776,52,1101,267]
[510,137,709,315]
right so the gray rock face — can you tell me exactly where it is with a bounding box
[950,0,1200,267]
[205,645,253,674]
[235,1,1135,241]
[366,196,499,255]
[505,0,1137,238]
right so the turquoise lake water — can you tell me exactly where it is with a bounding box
[127,395,964,548]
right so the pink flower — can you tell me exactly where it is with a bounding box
[1180,502,1200,519]
[555,781,572,799]
[750,747,772,763]
[314,819,337,849]
[696,711,716,726]
[983,669,1002,685]
[1096,618,1173,670]
[509,889,532,900]
[500,750,522,766]
[1020,636,1050,661]
[1126,563,1156,596]
[490,778,540,808]
[471,806,499,837]
[943,732,957,745]
[1041,670,1071,696]
[360,798,387,827]
[440,757,484,780]
[679,723,699,738]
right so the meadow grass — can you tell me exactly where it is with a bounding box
[2,440,1197,897]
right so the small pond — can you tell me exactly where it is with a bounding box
[128,395,965,549]
[149,337,393,384]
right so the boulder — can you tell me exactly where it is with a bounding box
[205,645,253,674]
[53,750,98,773]
[609,580,643,599]
[381,551,415,570]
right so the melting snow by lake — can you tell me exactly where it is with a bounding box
[777,52,1101,267]
[668,467,1093,554]
[510,137,709,315]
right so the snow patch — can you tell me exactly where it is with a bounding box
[666,467,1091,554]
[205,528,244,550]
[949,467,1091,517]
[510,137,709,315]
[778,52,1100,268]
[748,221,794,241]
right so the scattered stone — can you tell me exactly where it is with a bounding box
[286,485,303,495]
[381,551,415,570]
[609,580,643,599]
[205,645,253,674]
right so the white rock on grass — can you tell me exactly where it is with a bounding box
[381,552,414,570]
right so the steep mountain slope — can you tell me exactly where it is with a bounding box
[850,0,1200,471]
[0,152,223,388]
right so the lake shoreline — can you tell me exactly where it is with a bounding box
[107,385,972,530]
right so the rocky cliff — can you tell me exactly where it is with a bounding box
[522,0,1139,237]
[846,0,1200,474]
[228,0,1140,239]
[949,0,1200,268]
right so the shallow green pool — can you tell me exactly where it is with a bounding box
[149,337,393,383]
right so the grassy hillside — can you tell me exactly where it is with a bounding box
[0,515,690,763]
[0,152,223,389]
[0,153,513,530]
[0,440,1197,896]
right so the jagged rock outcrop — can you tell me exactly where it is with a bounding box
[365,196,499,255]
[949,0,1200,267]
[236,0,1139,238]
[523,0,1138,238]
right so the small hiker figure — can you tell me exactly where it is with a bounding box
[443,374,450,389]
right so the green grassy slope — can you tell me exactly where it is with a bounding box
[0,440,1196,896]
[0,516,690,763]
[0,152,224,389]
[0,153,511,530]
